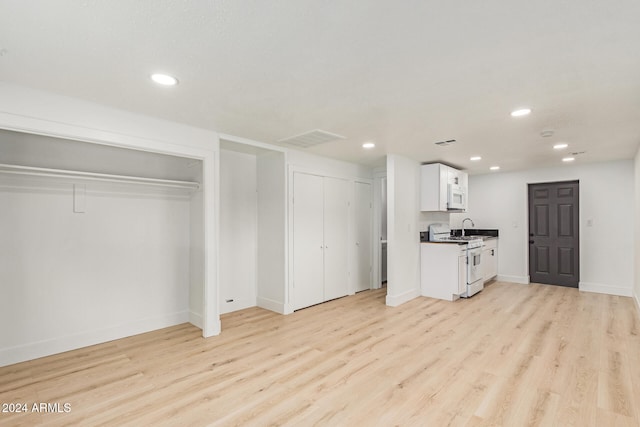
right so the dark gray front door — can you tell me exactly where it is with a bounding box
[528,181,579,287]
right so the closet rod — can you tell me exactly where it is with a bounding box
[0,163,200,190]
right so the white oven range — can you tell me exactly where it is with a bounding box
[460,239,483,297]
[420,223,484,299]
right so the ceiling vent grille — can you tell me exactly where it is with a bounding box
[434,139,457,147]
[278,129,346,148]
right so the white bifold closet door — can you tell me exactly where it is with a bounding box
[322,176,349,301]
[293,172,349,310]
[293,173,325,309]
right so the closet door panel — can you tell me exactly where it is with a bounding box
[292,173,325,310]
[323,177,349,301]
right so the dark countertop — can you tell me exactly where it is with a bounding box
[420,240,467,245]
[419,229,499,243]
[472,235,497,241]
[451,228,499,238]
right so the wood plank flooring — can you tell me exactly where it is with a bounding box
[1,282,639,426]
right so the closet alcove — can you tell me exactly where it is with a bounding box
[218,138,287,315]
[0,128,206,365]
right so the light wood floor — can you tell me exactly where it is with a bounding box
[1,282,639,426]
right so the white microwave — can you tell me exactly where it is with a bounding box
[447,184,466,210]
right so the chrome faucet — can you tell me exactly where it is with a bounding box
[461,218,475,236]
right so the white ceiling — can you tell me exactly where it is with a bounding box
[1,1,639,174]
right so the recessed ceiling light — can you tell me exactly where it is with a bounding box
[490,166,500,171]
[470,156,482,161]
[562,157,575,162]
[362,142,375,149]
[511,108,532,117]
[151,73,179,86]
[553,143,568,150]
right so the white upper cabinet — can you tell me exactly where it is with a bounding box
[420,163,468,212]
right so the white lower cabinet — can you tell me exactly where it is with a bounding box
[293,172,349,310]
[421,242,467,301]
[482,238,498,283]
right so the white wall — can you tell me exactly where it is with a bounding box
[419,211,452,232]
[287,149,372,180]
[458,160,634,295]
[0,178,191,366]
[634,149,640,310]
[256,151,287,312]
[386,154,421,306]
[0,83,216,154]
[219,150,258,314]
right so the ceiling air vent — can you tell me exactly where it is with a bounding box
[278,129,346,148]
[434,139,456,147]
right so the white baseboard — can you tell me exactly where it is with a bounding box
[189,311,203,329]
[257,296,286,314]
[497,274,530,284]
[0,310,189,368]
[283,302,294,315]
[579,282,633,297]
[203,318,222,338]
[386,287,421,307]
[219,297,257,315]
[634,292,640,314]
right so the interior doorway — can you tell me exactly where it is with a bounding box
[354,181,373,292]
[528,180,579,287]
[380,177,387,287]
[371,170,386,291]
